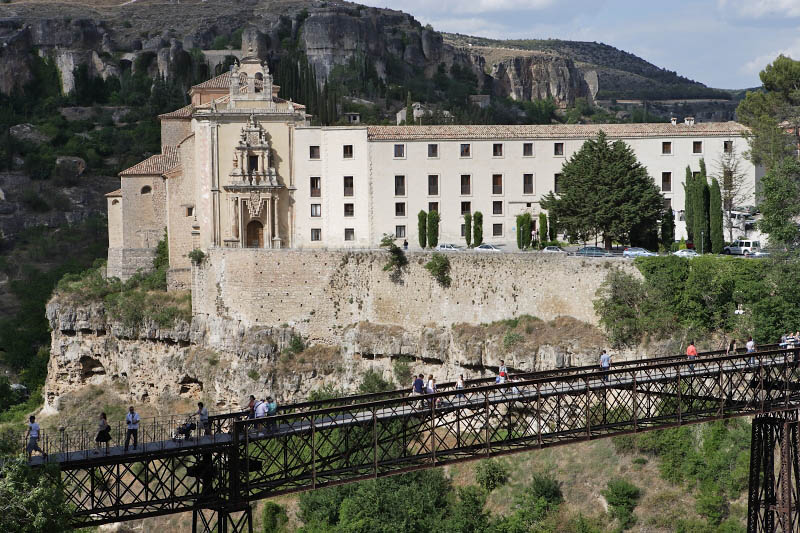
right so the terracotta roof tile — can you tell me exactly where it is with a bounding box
[158,104,193,119]
[366,122,749,141]
[119,146,180,176]
[105,188,122,197]
[190,71,231,90]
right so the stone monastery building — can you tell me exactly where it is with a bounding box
[107,49,757,288]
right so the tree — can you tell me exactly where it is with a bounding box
[538,212,548,246]
[516,215,523,250]
[405,91,413,125]
[521,213,532,249]
[539,131,664,250]
[714,144,754,242]
[548,214,557,241]
[693,160,711,254]
[683,166,695,243]
[427,210,440,248]
[758,156,800,246]
[0,461,73,533]
[417,210,427,248]
[709,178,724,253]
[473,211,483,246]
[661,206,675,249]
[463,213,472,248]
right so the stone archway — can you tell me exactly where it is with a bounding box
[246,220,264,248]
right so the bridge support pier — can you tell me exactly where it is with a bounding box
[748,413,800,532]
[192,504,253,533]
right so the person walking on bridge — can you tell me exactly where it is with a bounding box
[196,402,209,436]
[25,415,46,461]
[686,341,698,371]
[124,406,140,452]
[247,394,256,419]
[94,412,111,455]
[746,336,757,365]
[266,396,278,433]
[600,350,611,382]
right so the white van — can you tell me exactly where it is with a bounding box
[723,240,761,255]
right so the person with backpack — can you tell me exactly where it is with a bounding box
[25,415,46,461]
[94,412,111,455]
[124,406,140,452]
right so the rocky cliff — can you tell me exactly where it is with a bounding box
[490,53,593,108]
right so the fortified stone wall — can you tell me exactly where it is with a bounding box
[192,249,640,342]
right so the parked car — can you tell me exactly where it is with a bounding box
[622,247,658,258]
[541,245,566,254]
[744,249,770,258]
[474,243,502,252]
[723,239,761,255]
[672,249,699,258]
[435,243,460,252]
[574,246,612,257]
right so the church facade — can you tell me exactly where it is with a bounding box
[107,52,757,289]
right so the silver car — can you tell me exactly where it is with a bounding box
[672,249,699,258]
[541,246,566,254]
[474,243,502,252]
[623,247,657,258]
[435,243,460,252]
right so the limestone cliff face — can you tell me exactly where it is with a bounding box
[490,54,591,108]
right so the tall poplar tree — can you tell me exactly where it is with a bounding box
[473,212,483,246]
[464,213,472,248]
[693,160,711,253]
[683,166,695,243]
[709,178,724,254]
[427,210,440,248]
[418,210,427,248]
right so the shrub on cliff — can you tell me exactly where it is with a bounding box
[424,253,451,287]
[379,233,407,282]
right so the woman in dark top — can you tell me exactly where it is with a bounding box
[94,412,111,455]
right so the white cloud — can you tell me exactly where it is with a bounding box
[359,0,555,15]
[742,38,800,74]
[718,0,800,18]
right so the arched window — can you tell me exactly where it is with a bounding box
[254,72,263,93]
[239,72,248,87]
[141,186,152,195]
[111,199,119,205]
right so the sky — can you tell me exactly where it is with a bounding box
[358,0,800,90]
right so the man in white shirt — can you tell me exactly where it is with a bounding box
[253,397,268,434]
[196,402,210,436]
[125,406,140,452]
[25,415,46,460]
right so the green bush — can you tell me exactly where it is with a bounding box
[358,369,394,394]
[503,330,523,350]
[602,478,641,529]
[393,360,412,385]
[424,253,451,287]
[20,188,50,212]
[289,334,304,354]
[188,248,206,264]
[261,501,289,533]
[529,473,564,506]
[474,459,509,492]
[379,233,407,281]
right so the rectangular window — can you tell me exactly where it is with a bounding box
[662,141,672,155]
[493,201,503,215]
[310,176,321,197]
[554,142,564,156]
[311,228,321,241]
[460,174,471,195]
[523,173,534,195]
[492,174,503,195]
[663,198,672,210]
[394,144,405,158]
[311,204,321,217]
[724,140,733,153]
[395,225,406,238]
[427,143,438,158]
[460,143,471,157]
[395,202,406,217]
[343,144,353,159]
[661,172,672,192]
[344,228,355,241]
[428,174,438,196]
[343,176,354,197]
[693,141,703,154]
[493,143,503,157]
[344,203,354,217]
[523,142,534,157]
[394,175,406,196]
[248,155,259,172]
[493,223,503,237]
[309,145,320,159]
[185,206,194,217]
[428,202,438,212]
[461,201,471,215]
[554,173,563,194]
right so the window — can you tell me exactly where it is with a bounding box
[554,173,562,194]
[427,143,438,158]
[492,174,503,195]
[394,175,406,196]
[185,206,194,217]
[493,223,503,237]
[343,176,354,197]
[523,173,534,195]
[460,174,471,195]
[344,203,354,217]
[428,174,438,196]
[428,202,438,212]
[394,144,405,158]
[344,228,355,241]
[311,204,321,217]
[724,140,733,153]
[661,172,672,192]
[662,141,672,155]
[461,201,471,215]
[248,155,259,172]
[460,143,471,157]
[493,201,503,215]
[493,143,503,157]
[395,225,406,238]
[310,177,321,197]
[523,142,534,157]
[395,202,406,217]
[663,198,672,210]
[309,146,320,159]
[460,224,466,237]
[693,141,703,154]
[343,145,353,159]
[311,228,321,241]
[554,142,564,156]
[140,186,152,194]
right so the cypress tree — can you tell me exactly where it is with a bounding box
[548,214,557,242]
[427,210,440,248]
[660,207,675,249]
[516,215,523,250]
[464,213,472,248]
[405,91,413,125]
[693,160,711,253]
[473,211,483,246]
[538,212,548,247]
[684,166,694,243]
[709,178,724,254]
[418,210,427,249]
[520,214,531,249]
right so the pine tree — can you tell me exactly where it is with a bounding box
[473,211,483,246]
[660,208,675,249]
[683,166,694,243]
[538,212,548,247]
[709,178,724,254]
[427,210,440,248]
[418,210,427,249]
[464,213,472,248]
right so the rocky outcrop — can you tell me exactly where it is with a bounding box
[490,54,591,107]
